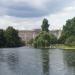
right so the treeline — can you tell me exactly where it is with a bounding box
[0,26,25,48]
[29,17,75,48]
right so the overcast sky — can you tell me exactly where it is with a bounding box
[0,0,75,30]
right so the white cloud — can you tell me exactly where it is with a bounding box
[0,15,42,30]
[47,5,75,30]
[1,0,49,9]
[0,0,75,30]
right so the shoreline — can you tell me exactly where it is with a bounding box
[50,44,75,50]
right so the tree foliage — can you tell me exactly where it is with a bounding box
[33,31,57,48]
[41,18,49,32]
[33,31,50,48]
[0,29,6,47]
[65,35,75,46]
[0,26,25,48]
[59,17,75,45]
[32,18,57,48]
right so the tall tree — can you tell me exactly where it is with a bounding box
[41,18,49,32]
[32,18,57,48]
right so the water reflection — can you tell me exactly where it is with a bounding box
[40,48,50,75]
[6,52,20,74]
[64,50,75,75]
[0,50,5,62]
[1,47,75,75]
[0,49,6,75]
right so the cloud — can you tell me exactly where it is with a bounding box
[0,0,75,30]
[0,15,42,30]
[47,6,75,30]
[0,0,73,18]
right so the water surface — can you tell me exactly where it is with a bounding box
[0,47,75,75]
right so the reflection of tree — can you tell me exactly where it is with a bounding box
[64,50,75,66]
[7,52,19,73]
[0,49,5,62]
[41,48,50,75]
[64,50,75,75]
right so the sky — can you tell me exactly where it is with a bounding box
[0,0,75,30]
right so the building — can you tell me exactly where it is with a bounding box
[18,29,41,43]
[18,29,62,43]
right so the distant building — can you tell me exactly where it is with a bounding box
[18,29,41,43]
[18,29,62,43]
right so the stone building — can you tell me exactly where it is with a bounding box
[18,29,40,43]
[18,29,62,43]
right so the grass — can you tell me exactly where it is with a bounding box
[50,44,75,49]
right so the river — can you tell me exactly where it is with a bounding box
[0,46,75,75]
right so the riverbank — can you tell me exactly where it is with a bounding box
[50,44,75,49]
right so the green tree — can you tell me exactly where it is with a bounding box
[0,29,6,47]
[41,18,49,32]
[33,31,51,48]
[59,17,75,44]
[65,35,75,46]
[5,26,24,47]
[33,31,57,48]
[32,18,57,48]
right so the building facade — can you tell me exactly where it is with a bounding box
[18,29,62,43]
[18,29,40,43]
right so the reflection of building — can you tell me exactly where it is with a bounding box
[18,29,62,42]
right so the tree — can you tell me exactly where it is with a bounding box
[59,17,75,44]
[33,31,57,48]
[33,31,51,48]
[32,18,57,48]
[0,29,6,47]
[65,35,75,46]
[41,18,49,32]
[5,26,24,47]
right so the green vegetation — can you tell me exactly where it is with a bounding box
[0,29,6,47]
[59,17,75,46]
[32,18,57,48]
[33,31,50,48]
[65,35,75,46]
[1,17,75,48]
[53,17,75,49]
[41,18,49,32]
[31,17,75,48]
[0,26,25,48]
[50,44,75,49]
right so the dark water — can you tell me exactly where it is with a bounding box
[0,47,75,75]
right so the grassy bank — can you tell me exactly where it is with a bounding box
[50,44,75,49]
